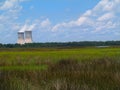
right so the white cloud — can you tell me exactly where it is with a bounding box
[97,12,115,21]
[52,0,120,35]
[0,0,120,43]
[52,16,89,31]
[0,1,23,33]
[83,10,92,16]
[0,0,27,10]
[77,16,88,25]
[40,18,51,28]
[0,0,29,43]
[18,18,52,33]
[0,0,17,10]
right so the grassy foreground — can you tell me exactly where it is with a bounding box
[0,47,120,90]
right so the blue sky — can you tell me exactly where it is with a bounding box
[0,0,120,44]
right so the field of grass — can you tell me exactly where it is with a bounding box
[0,47,120,90]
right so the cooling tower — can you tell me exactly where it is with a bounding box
[25,31,33,43]
[17,32,25,44]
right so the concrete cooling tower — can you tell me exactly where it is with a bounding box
[17,32,25,44]
[25,31,33,43]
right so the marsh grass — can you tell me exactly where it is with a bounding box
[0,47,120,90]
[0,58,120,90]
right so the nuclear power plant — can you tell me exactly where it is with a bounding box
[17,31,33,44]
[25,31,33,43]
[17,24,35,44]
[17,32,25,44]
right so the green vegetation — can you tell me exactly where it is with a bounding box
[0,47,120,90]
[0,41,120,48]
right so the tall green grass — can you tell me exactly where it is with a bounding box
[0,47,120,68]
[0,58,120,90]
[0,47,120,90]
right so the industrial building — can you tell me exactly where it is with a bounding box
[17,32,25,45]
[17,31,33,44]
[25,31,33,43]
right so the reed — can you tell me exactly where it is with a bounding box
[0,47,120,90]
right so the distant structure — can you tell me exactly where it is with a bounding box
[17,32,25,45]
[17,31,33,44]
[25,31,33,43]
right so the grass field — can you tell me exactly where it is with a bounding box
[0,47,120,90]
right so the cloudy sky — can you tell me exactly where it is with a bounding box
[0,0,120,44]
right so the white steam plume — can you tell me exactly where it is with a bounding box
[27,24,36,31]
[19,24,36,32]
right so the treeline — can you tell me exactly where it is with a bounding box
[0,41,120,48]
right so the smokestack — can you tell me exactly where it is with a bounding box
[17,32,25,44]
[25,31,33,43]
